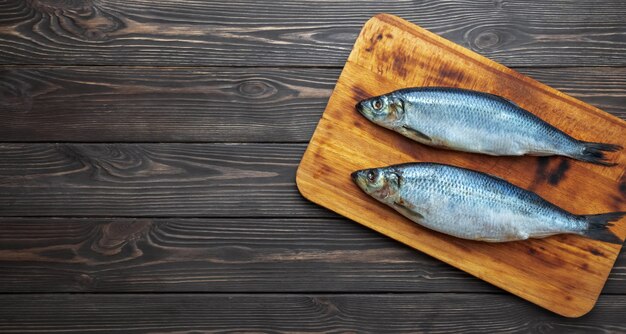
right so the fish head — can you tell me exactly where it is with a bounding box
[351,167,401,203]
[355,93,405,128]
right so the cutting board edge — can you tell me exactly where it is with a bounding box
[295,14,623,318]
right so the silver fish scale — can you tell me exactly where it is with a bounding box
[392,163,586,241]
[395,88,579,156]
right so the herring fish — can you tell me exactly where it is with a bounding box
[352,163,623,243]
[356,87,621,166]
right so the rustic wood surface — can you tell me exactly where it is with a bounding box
[0,0,625,331]
[1,0,625,67]
[1,67,625,142]
[1,217,625,294]
[1,294,626,333]
[0,143,331,217]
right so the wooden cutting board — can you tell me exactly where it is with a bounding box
[296,14,626,317]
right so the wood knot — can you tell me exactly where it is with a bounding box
[467,26,516,52]
[474,31,501,49]
[84,29,107,41]
[312,297,341,316]
[74,273,96,288]
[27,0,94,13]
[236,79,278,99]
[27,0,122,42]
[210,246,255,263]
[92,219,152,256]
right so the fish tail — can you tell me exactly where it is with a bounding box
[573,141,622,166]
[579,212,625,244]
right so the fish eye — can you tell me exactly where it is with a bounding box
[367,170,377,182]
[372,98,383,110]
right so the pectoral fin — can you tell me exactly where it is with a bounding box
[400,126,431,142]
[393,199,424,222]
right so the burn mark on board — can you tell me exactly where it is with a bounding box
[437,65,466,85]
[607,195,622,211]
[351,86,369,102]
[312,146,324,162]
[579,263,592,273]
[587,247,605,257]
[529,157,550,190]
[607,172,626,209]
[391,52,409,79]
[548,159,570,185]
[446,238,473,254]
[312,152,333,180]
[363,30,412,78]
[523,242,568,269]
[534,157,570,186]
[365,32,385,52]
[529,248,567,269]
[319,164,333,177]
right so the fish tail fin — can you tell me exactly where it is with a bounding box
[579,212,625,244]
[573,141,622,166]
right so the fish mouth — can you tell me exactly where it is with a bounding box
[355,101,366,116]
[350,170,367,190]
[351,170,368,192]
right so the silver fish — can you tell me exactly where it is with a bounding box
[352,163,623,243]
[356,87,621,166]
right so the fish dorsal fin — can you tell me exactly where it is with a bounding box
[400,126,432,142]
[483,92,520,108]
[393,199,424,222]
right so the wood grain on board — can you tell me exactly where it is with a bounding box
[1,0,626,67]
[296,14,626,317]
[0,143,328,217]
[0,217,625,294]
[1,294,625,333]
[0,66,625,142]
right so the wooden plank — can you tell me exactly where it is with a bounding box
[1,217,624,294]
[0,217,491,293]
[0,143,333,217]
[0,67,337,142]
[1,66,624,142]
[1,293,625,333]
[296,14,626,317]
[1,1,626,66]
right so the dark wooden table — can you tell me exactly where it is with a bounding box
[1,1,625,332]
